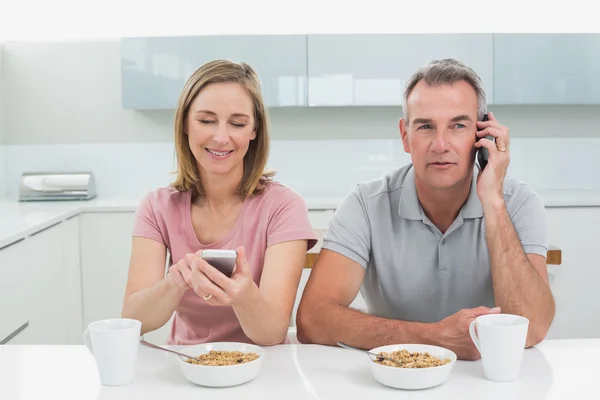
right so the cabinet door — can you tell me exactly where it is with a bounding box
[80,212,135,327]
[63,216,83,344]
[121,35,308,109]
[24,223,67,344]
[307,34,494,106]
[493,33,600,104]
[0,239,28,343]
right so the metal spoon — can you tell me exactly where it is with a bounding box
[336,341,403,367]
[140,339,203,363]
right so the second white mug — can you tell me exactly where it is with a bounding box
[469,313,529,382]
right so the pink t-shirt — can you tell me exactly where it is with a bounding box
[132,181,318,346]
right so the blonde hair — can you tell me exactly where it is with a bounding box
[172,59,275,198]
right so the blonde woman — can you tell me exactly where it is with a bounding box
[122,60,317,346]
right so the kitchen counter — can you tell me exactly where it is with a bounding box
[1,339,597,399]
[0,197,140,249]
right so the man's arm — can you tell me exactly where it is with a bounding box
[483,194,556,347]
[296,248,435,348]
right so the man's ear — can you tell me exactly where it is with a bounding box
[400,118,410,153]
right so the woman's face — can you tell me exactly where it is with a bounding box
[186,81,256,179]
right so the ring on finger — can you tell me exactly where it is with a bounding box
[203,293,212,300]
[496,144,508,152]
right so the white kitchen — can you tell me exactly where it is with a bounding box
[1,2,600,398]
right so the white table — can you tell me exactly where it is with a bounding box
[1,339,597,399]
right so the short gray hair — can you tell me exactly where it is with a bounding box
[402,58,487,124]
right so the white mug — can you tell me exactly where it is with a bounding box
[469,313,529,382]
[83,318,141,386]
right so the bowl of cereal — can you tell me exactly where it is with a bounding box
[368,344,456,390]
[176,342,265,387]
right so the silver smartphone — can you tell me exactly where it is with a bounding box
[200,249,237,278]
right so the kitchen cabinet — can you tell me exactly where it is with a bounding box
[10,217,84,345]
[0,239,28,344]
[21,222,67,344]
[307,33,494,107]
[120,35,308,109]
[63,216,83,344]
[80,212,136,328]
[544,207,600,340]
[493,33,600,104]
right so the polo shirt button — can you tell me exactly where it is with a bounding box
[441,239,446,244]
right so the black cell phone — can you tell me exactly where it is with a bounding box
[476,113,493,170]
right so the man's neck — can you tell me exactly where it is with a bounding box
[415,175,473,234]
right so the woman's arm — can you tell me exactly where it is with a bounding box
[233,240,307,344]
[121,237,188,335]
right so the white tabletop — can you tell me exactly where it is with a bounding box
[1,339,597,399]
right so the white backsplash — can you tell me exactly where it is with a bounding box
[2,137,600,205]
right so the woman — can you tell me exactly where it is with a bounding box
[121,59,317,346]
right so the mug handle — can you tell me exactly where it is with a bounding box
[83,329,94,355]
[469,320,481,353]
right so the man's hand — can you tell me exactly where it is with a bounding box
[435,306,501,360]
[474,111,510,207]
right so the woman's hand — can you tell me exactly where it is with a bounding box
[165,257,193,293]
[184,246,258,307]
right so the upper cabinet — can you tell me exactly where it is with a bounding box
[120,35,308,109]
[306,34,494,107]
[493,34,600,104]
[120,33,600,109]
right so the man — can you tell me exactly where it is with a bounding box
[296,58,555,360]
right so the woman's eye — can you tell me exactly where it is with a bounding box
[199,120,215,124]
[231,123,246,128]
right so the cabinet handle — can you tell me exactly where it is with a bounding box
[0,238,25,251]
[0,321,29,345]
[29,221,62,237]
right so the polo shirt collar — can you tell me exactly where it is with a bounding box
[398,165,483,221]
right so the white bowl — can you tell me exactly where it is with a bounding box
[176,342,265,387]
[368,344,457,390]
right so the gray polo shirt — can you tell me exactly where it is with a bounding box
[321,163,548,323]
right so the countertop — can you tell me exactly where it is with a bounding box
[0,339,597,399]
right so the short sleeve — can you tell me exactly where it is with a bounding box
[266,187,318,251]
[510,191,549,258]
[132,191,166,245]
[321,186,371,269]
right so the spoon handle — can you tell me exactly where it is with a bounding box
[140,339,203,362]
[336,341,402,366]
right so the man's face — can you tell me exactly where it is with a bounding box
[400,80,479,190]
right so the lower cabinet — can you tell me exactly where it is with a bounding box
[0,239,27,344]
[80,212,136,328]
[7,216,82,345]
